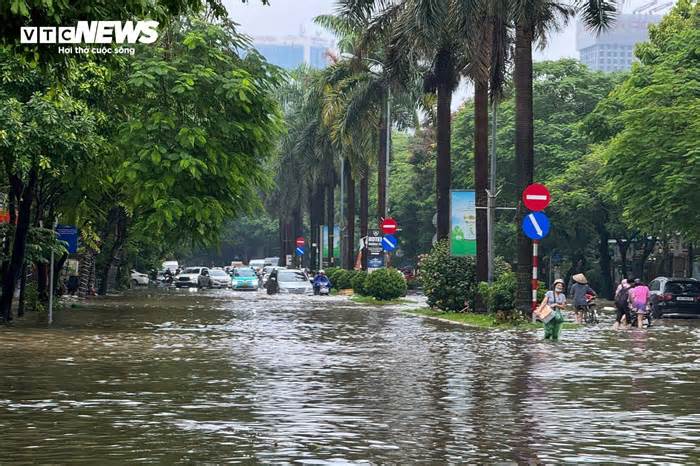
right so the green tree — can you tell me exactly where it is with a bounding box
[119,17,283,248]
[592,0,700,242]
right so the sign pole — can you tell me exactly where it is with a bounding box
[487,99,498,284]
[531,239,539,322]
[48,218,58,325]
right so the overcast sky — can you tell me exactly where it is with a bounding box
[223,0,669,107]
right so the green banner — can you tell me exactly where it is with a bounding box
[321,225,340,259]
[450,190,476,256]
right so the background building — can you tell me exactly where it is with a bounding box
[576,1,672,72]
[253,33,334,70]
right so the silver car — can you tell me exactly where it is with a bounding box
[276,269,313,295]
[208,269,232,289]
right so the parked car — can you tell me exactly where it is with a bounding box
[650,277,700,318]
[264,257,280,267]
[208,268,232,289]
[232,267,259,291]
[130,270,150,287]
[175,267,211,289]
[275,269,313,295]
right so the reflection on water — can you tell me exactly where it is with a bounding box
[1,290,699,463]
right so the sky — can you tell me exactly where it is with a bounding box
[224,0,580,59]
[222,0,672,107]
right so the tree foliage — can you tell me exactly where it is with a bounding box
[592,0,700,241]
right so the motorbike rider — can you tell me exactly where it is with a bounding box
[313,270,332,295]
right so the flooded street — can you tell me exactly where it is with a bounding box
[1,289,699,463]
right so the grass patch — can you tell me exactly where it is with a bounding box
[404,308,583,330]
[351,295,411,306]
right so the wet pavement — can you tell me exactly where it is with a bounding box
[1,289,699,463]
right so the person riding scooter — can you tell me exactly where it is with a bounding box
[313,270,332,295]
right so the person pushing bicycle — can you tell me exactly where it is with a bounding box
[569,273,596,324]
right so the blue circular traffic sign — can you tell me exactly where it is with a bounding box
[295,246,305,256]
[522,212,551,240]
[382,234,398,252]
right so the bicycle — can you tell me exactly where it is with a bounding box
[581,295,599,324]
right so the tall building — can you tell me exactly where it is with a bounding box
[253,34,335,70]
[576,12,664,72]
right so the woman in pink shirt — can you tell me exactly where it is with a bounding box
[629,279,650,329]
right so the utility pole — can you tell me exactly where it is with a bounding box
[487,100,498,284]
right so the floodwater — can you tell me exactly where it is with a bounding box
[1,289,699,463]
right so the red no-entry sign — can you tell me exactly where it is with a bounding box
[380,218,398,235]
[295,237,305,247]
[522,184,551,211]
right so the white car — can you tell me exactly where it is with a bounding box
[276,269,313,295]
[208,269,232,289]
[175,267,211,288]
[130,270,150,287]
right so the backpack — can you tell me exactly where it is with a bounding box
[615,287,630,307]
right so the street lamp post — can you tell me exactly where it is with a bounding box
[487,100,498,284]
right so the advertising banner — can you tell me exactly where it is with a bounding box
[321,225,340,259]
[449,190,476,257]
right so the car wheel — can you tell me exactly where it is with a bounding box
[131,279,138,288]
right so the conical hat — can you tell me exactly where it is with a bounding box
[572,273,588,284]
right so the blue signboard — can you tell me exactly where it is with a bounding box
[522,212,551,240]
[295,246,305,256]
[56,224,79,253]
[368,256,385,269]
[382,234,398,252]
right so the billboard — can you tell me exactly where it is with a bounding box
[321,225,340,259]
[450,190,476,257]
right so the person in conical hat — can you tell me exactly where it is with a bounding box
[569,273,595,324]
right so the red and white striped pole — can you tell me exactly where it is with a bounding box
[532,240,540,317]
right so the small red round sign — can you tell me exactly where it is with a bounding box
[522,184,551,211]
[381,218,398,235]
[295,237,305,247]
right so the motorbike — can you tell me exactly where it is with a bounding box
[313,278,331,296]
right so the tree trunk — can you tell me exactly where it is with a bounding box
[435,79,453,240]
[514,22,535,313]
[688,243,694,278]
[345,159,356,270]
[618,238,629,279]
[0,169,37,321]
[474,79,489,311]
[17,262,27,317]
[360,171,369,271]
[596,223,613,299]
[97,207,128,295]
[327,182,335,267]
[377,96,388,222]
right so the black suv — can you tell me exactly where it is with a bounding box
[649,277,700,318]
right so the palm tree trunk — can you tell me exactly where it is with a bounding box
[514,21,535,312]
[360,171,369,271]
[474,79,489,311]
[327,181,335,267]
[436,79,453,240]
[345,159,356,270]
[377,97,388,221]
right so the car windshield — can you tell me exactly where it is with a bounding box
[182,268,200,274]
[278,271,308,283]
[235,269,256,277]
[210,270,227,277]
[665,281,700,294]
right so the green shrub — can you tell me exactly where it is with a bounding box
[333,269,354,290]
[351,271,368,295]
[420,239,511,312]
[325,267,341,287]
[477,271,517,312]
[364,268,407,300]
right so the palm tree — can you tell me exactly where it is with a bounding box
[512,0,616,310]
[374,0,474,240]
